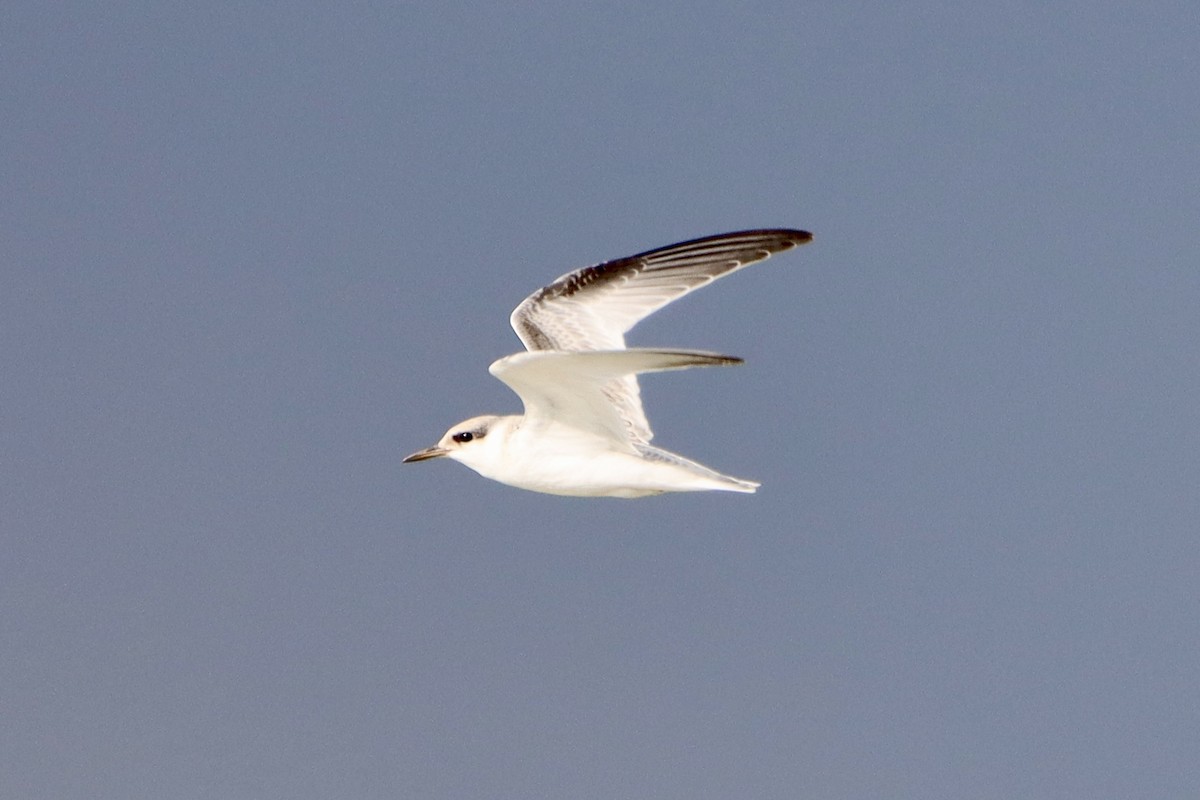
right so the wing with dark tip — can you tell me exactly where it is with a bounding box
[489,348,743,446]
[509,229,813,352]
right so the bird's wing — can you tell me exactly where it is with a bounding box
[489,349,742,448]
[509,228,812,352]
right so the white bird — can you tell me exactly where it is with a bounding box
[403,228,813,497]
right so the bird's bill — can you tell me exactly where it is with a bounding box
[402,445,449,463]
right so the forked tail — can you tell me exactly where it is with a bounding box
[635,444,760,493]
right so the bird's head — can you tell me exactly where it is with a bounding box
[402,415,506,469]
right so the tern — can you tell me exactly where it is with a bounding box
[403,228,813,497]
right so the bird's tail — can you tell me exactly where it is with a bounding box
[635,444,761,493]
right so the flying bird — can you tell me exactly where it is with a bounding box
[404,228,813,497]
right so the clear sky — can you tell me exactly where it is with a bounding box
[4,2,1198,798]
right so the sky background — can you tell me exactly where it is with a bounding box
[4,2,1199,798]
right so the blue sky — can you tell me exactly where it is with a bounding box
[4,2,1198,798]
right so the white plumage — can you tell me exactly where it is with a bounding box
[404,228,812,497]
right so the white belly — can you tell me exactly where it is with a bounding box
[474,436,741,497]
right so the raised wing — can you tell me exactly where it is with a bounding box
[509,228,812,352]
[489,349,742,448]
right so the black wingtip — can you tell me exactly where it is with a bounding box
[772,228,812,247]
[695,227,813,252]
[677,351,744,367]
